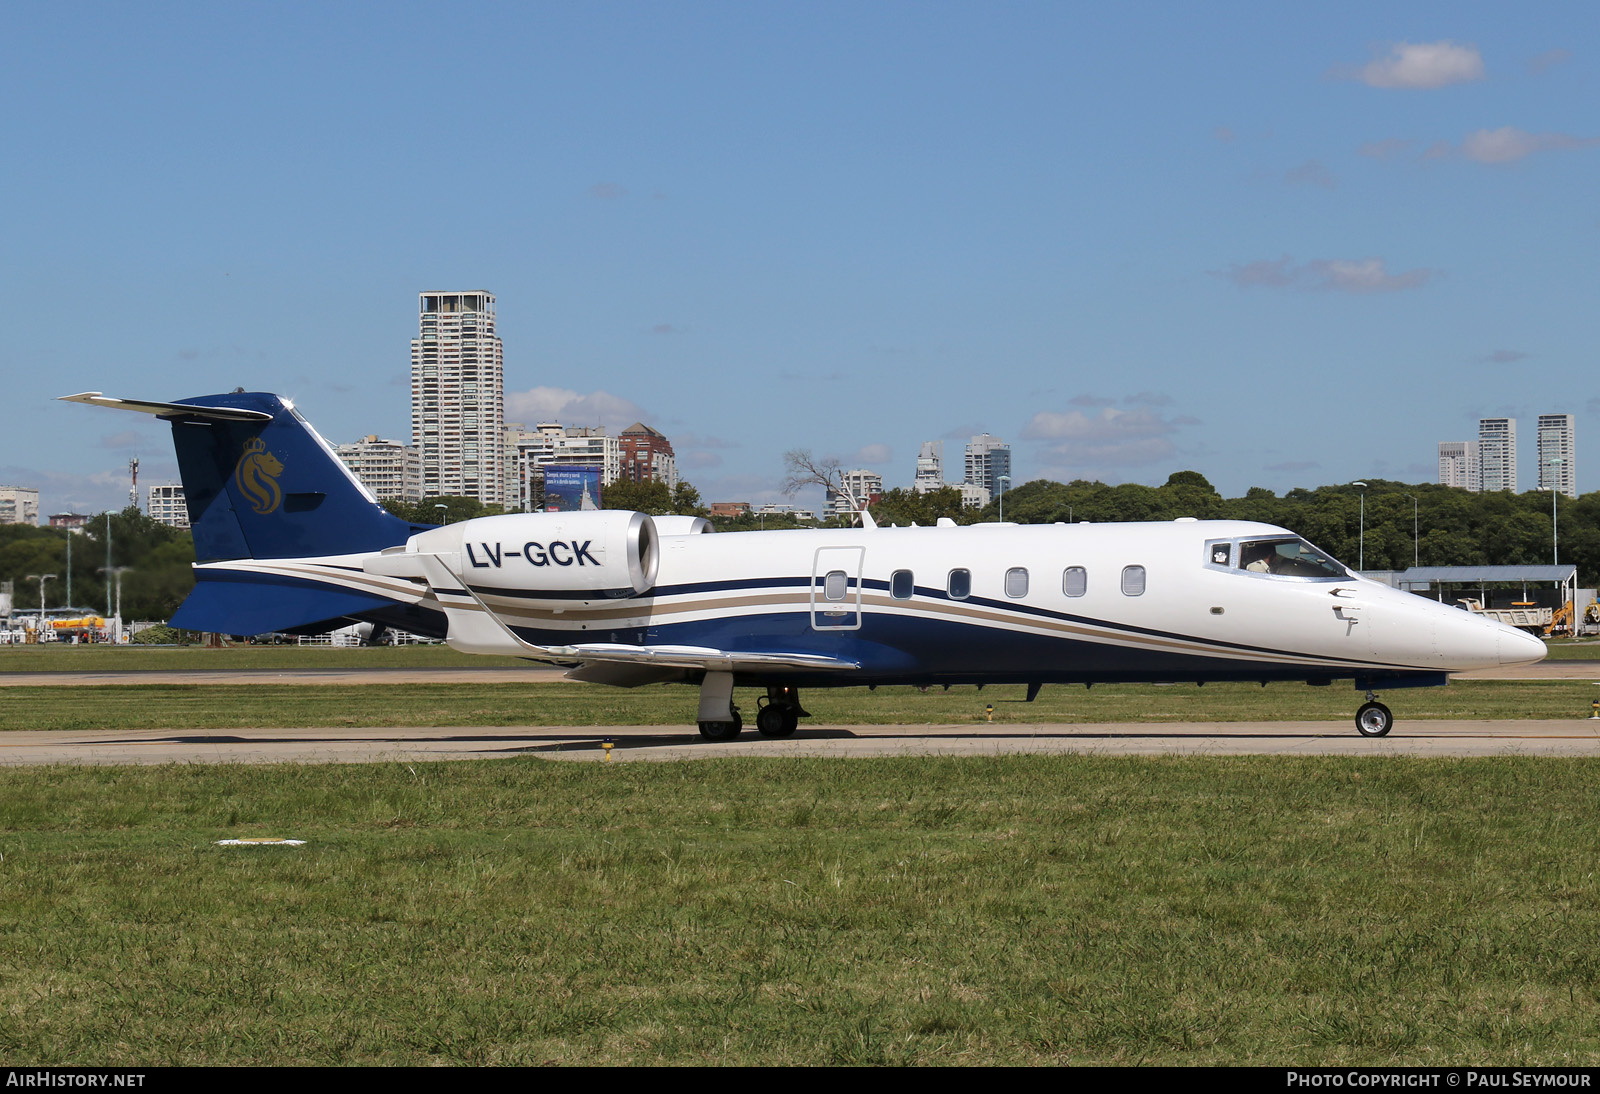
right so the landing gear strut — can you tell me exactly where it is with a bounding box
[1355,691,1393,738]
[696,671,742,740]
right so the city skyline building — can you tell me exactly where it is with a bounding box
[913,440,944,493]
[1537,413,1577,499]
[147,483,189,529]
[828,469,883,517]
[1478,418,1517,493]
[618,422,679,490]
[964,433,1012,499]
[1438,441,1480,492]
[0,486,40,526]
[507,422,621,512]
[411,291,505,507]
[335,435,422,504]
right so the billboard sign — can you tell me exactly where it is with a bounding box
[542,465,602,512]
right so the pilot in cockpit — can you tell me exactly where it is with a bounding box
[1243,544,1275,573]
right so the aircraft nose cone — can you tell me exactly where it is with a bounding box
[1499,626,1547,668]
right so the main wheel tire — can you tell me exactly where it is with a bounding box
[1355,701,1393,738]
[756,704,799,738]
[698,712,743,741]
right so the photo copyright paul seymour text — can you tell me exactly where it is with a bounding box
[1289,1075,1593,1088]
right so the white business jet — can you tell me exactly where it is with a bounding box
[64,391,1546,739]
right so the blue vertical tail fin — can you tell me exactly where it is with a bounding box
[62,391,435,636]
[156,391,420,562]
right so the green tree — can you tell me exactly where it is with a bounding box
[870,486,976,527]
[601,478,707,517]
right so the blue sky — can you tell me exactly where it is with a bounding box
[3,1,1596,516]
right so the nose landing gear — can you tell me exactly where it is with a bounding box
[1355,692,1393,737]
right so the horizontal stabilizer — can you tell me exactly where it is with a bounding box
[170,572,399,636]
[59,392,273,421]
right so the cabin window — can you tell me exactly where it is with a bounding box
[1062,567,1087,597]
[891,570,914,599]
[947,569,971,600]
[1005,568,1029,598]
[1121,565,1146,596]
[824,570,848,601]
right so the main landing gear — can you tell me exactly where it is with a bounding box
[695,674,809,740]
[754,685,808,738]
[696,671,742,740]
[1355,692,1393,738]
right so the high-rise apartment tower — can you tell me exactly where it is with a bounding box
[411,291,505,506]
[964,434,1012,500]
[1477,418,1517,493]
[1537,413,1576,499]
[1438,441,1479,491]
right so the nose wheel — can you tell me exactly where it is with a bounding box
[1355,697,1393,738]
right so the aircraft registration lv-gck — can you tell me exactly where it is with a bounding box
[65,390,1547,739]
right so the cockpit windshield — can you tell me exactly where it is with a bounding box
[1236,537,1348,579]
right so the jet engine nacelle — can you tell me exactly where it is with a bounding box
[400,509,659,604]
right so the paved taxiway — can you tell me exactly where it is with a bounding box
[2,661,1596,764]
[0,661,1595,687]
[3,718,1600,765]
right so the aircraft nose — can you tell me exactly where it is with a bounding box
[1499,625,1547,668]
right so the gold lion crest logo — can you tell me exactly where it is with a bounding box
[234,437,284,515]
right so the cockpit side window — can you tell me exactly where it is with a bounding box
[1205,540,1233,568]
[1237,537,1347,579]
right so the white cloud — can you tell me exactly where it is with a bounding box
[850,443,892,467]
[505,387,652,432]
[1460,127,1600,164]
[1021,406,1193,470]
[1308,258,1434,293]
[1528,49,1572,75]
[1285,159,1336,188]
[1214,255,1437,293]
[0,463,177,517]
[96,430,151,450]
[1348,41,1484,89]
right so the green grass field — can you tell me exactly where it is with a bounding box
[2,756,1598,1065]
[4,643,1599,1065]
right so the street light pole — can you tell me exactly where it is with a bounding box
[24,573,57,631]
[99,567,133,640]
[1351,482,1368,571]
[1402,493,1419,568]
[1546,459,1563,564]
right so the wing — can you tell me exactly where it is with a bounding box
[545,643,860,687]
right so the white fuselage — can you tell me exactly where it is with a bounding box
[206,517,1546,688]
